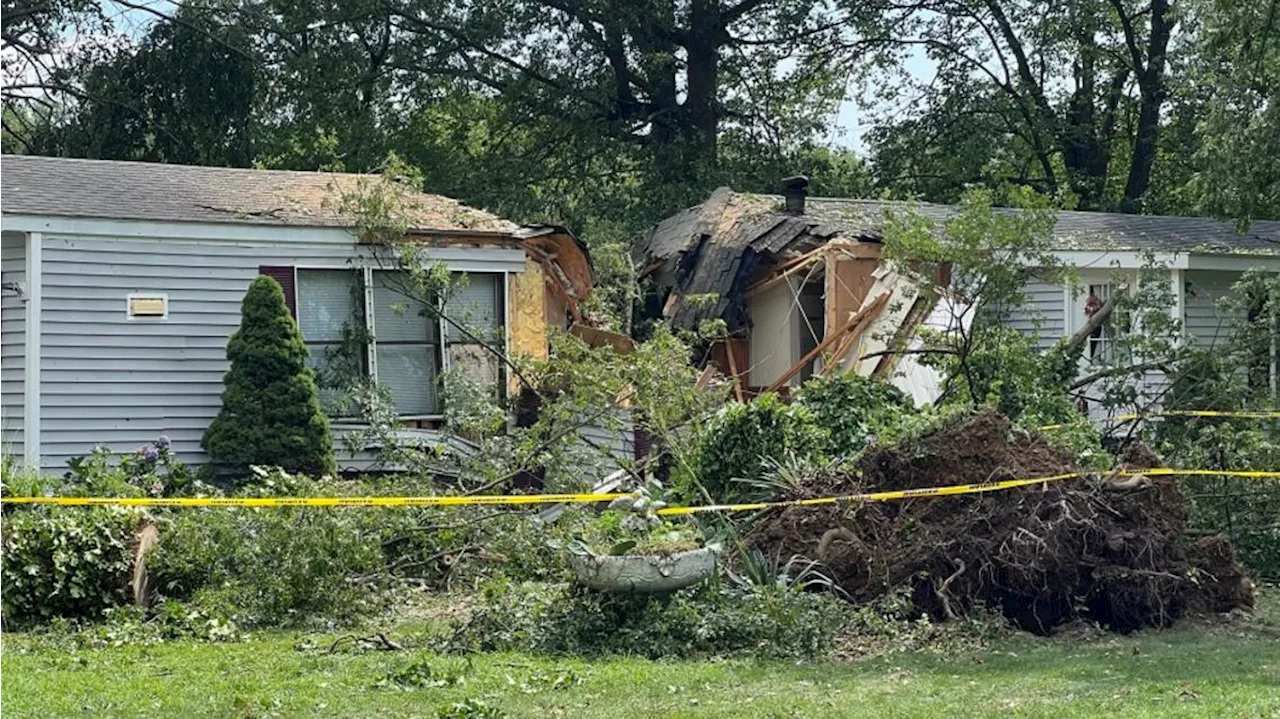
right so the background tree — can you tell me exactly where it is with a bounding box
[862,0,1179,212]
[203,275,335,477]
[2,0,108,145]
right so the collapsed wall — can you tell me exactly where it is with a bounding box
[747,412,1254,633]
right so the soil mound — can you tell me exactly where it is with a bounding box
[748,412,1253,633]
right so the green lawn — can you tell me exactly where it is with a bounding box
[4,594,1279,719]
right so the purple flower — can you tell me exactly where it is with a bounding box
[156,435,171,449]
[142,445,159,462]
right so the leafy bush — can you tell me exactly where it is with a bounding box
[687,392,827,504]
[150,505,386,627]
[794,371,913,456]
[202,275,334,478]
[446,578,848,659]
[1,506,146,625]
[67,438,195,495]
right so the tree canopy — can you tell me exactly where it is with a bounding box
[3,0,1277,232]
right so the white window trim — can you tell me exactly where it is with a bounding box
[294,264,511,421]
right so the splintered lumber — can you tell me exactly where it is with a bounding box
[824,247,880,337]
[744,247,826,298]
[767,291,891,392]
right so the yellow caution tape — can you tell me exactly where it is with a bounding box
[0,492,630,508]
[1037,410,1280,432]
[654,468,1280,516]
[2,469,1276,512]
[1139,468,1280,479]
[654,472,1086,516]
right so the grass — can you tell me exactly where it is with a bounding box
[3,592,1279,719]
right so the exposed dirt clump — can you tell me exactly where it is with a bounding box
[747,412,1254,634]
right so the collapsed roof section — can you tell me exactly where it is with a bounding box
[634,186,868,333]
[635,182,948,398]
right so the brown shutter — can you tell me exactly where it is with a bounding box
[259,266,296,318]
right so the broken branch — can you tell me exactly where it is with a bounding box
[1063,291,1121,355]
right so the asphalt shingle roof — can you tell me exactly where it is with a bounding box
[799,196,1280,255]
[1,155,518,233]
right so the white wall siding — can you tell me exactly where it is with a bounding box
[1005,278,1067,349]
[1183,270,1245,349]
[36,233,523,473]
[1,231,25,458]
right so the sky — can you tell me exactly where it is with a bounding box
[830,48,936,153]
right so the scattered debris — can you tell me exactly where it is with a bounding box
[633,184,948,399]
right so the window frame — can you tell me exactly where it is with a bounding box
[294,267,368,420]
[291,264,509,421]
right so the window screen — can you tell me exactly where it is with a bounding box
[443,273,504,397]
[372,271,439,415]
[297,269,362,412]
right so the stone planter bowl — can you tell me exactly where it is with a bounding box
[569,547,718,594]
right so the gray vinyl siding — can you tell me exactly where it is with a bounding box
[1183,270,1245,349]
[1006,278,1066,349]
[36,232,523,473]
[1,231,25,458]
[542,410,637,489]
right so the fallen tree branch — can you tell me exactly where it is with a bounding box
[935,558,967,621]
[1069,361,1168,390]
[1063,291,1121,355]
[857,347,961,361]
[326,632,404,654]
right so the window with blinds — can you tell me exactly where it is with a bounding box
[444,273,504,391]
[371,271,439,415]
[297,269,362,412]
[290,268,503,418]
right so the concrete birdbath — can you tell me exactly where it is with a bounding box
[568,545,719,594]
[568,481,718,593]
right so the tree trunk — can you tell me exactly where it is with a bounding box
[684,0,720,169]
[1061,20,1120,210]
[1120,0,1173,211]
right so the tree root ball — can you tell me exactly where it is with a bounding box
[747,412,1254,634]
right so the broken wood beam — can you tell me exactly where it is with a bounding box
[745,248,826,298]
[767,291,891,392]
